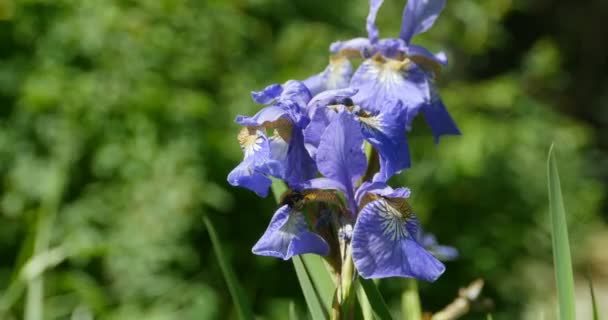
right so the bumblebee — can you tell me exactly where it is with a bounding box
[279,189,342,210]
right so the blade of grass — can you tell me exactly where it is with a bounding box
[547,144,576,320]
[587,275,599,320]
[203,216,255,320]
[357,278,393,320]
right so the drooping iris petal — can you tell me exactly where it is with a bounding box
[421,87,461,143]
[316,111,367,211]
[350,56,430,114]
[420,233,459,261]
[366,0,384,44]
[303,57,353,96]
[252,205,330,260]
[352,199,445,280]
[227,129,276,197]
[227,159,272,197]
[399,0,447,44]
[358,101,411,181]
[251,83,283,104]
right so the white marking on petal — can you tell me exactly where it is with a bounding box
[372,199,411,241]
[279,210,306,235]
[358,113,385,134]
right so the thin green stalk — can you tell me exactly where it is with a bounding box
[402,279,422,320]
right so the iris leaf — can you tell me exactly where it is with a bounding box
[357,278,393,320]
[203,216,255,320]
[547,144,576,320]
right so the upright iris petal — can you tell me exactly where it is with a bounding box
[357,100,411,181]
[352,198,445,280]
[399,0,446,44]
[316,111,367,212]
[252,205,330,260]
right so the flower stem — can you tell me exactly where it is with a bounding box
[401,278,422,320]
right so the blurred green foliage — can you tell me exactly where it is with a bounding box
[0,0,606,319]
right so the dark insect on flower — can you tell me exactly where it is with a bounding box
[280,189,343,210]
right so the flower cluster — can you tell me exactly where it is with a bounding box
[228,0,458,281]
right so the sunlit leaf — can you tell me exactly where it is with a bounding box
[357,278,392,320]
[547,144,576,320]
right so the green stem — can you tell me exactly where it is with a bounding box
[401,278,422,320]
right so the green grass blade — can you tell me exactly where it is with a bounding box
[293,256,329,320]
[357,278,393,320]
[588,276,599,320]
[203,216,255,320]
[547,144,576,320]
[487,314,493,320]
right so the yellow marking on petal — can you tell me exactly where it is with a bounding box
[237,127,264,157]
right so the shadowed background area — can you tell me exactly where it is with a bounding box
[0,0,607,319]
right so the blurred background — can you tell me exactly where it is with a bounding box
[1,0,607,319]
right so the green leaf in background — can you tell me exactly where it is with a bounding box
[588,275,599,320]
[202,216,255,320]
[547,144,576,320]
[357,278,393,320]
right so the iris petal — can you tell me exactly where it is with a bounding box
[316,111,367,212]
[251,83,283,104]
[303,58,353,96]
[227,159,272,197]
[352,199,445,280]
[350,57,430,114]
[399,0,447,44]
[366,0,384,44]
[421,89,461,143]
[358,101,411,181]
[252,205,330,260]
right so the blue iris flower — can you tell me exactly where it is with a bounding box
[228,0,459,281]
[228,80,317,196]
[305,89,410,182]
[332,0,460,143]
[298,110,444,280]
